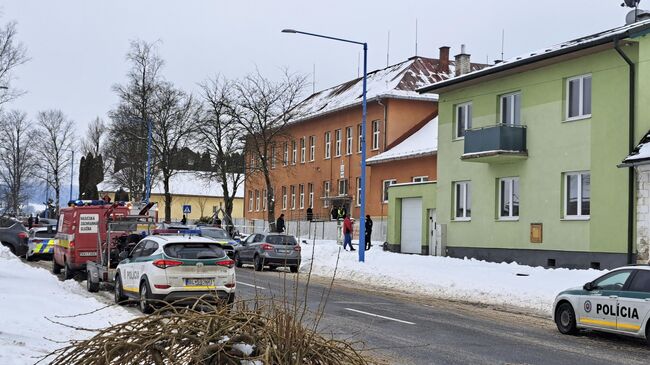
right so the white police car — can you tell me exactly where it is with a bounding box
[114,235,236,313]
[553,266,650,344]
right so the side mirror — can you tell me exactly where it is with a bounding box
[118,251,129,261]
[583,282,594,291]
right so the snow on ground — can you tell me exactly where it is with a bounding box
[298,239,604,316]
[0,246,135,365]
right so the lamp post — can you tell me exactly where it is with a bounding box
[282,29,368,262]
[145,118,152,204]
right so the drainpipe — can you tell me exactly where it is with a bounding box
[614,38,635,265]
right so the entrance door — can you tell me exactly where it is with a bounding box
[400,198,422,254]
[428,209,440,256]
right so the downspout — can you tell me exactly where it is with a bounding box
[614,38,635,265]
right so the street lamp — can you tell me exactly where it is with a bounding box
[282,28,368,263]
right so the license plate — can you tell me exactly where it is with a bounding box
[277,249,291,254]
[79,252,97,257]
[184,278,214,287]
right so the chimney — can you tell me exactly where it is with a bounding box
[454,44,471,76]
[439,46,450,74]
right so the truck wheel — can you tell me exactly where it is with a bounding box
[86,271,99,292]
[290,265,299,273]
[114,275,127,304]
[139,281,154,314]
[254,255,264,272]
[234,253,243,268]
[52,260,62,275]
[63,260,75,280]
[555,302,578,335]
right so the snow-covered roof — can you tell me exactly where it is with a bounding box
[366,117,438,165]
[97,171,245,198]
[419,19,650,93]
[291,57,484,123]
[621,131,650,166]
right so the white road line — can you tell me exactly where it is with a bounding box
[344,308,415,325]
[236,281,266,290]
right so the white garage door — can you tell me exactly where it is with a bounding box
[400,198,422,254]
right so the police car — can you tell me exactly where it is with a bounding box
[25,226,58,261]
[114,235,236,313]
[553,266,650,344]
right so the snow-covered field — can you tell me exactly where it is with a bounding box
[298,239,604,316]
[0,246,134,365]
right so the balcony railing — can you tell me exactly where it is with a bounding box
[462,123,527,163]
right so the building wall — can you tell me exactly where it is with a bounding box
[636,164,650,263]
[244,99,437,221]
[387,182,437,253]
[148,194,244,222]
[436,45,643,269]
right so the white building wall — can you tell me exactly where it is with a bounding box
[636,165,650,262]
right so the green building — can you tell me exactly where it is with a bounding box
[418,20,650,269]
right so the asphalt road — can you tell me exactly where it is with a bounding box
[26,258,650,365]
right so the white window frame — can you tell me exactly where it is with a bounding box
[300,137,306,163]
[372,120,380,150]
[499,92,521,125]
[281,186,287,210]
[357,124,362,153]
[335,129,342,157]
[338,179,348,196]
[308,183,314,209]
[498,177,519,220]
[290,185,296,210]
[382,179,396,203]
[455,102,472,139]
[412,176,429,183]
[283,142,288,166]
[356,177,361,206]
[291,140,297,165]
[299,184,305,209]
[454,181,471,220]
[566,74,592,121]
[564,171,590,220]
[270,145,276,169]
[346,127,353,155]
[248,190,253,212]
[309,135,315,161]
[324,132,331,159]
[262,189,267,211]
[323,181,330,208]
[255,190,260,211]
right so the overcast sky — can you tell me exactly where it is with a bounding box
[1,0,633,133]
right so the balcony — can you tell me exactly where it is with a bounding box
[462,124,527,163]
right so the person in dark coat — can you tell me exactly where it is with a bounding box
[27,214,34,229]
[181,215,187,225]
[306,207,313,221]
[330,206,337,220]
[365,215,373,250]
[276,214,285,233]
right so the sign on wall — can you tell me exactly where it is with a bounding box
[79,214,99,234]
[183,205,192,214]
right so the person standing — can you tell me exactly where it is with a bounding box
[276,214,285,233]
[331,206,338,220]
[181,215,187,225]
[365,215,373,250]
[343,214,355,251]
[306,207,313,221]
[27,214,34,229]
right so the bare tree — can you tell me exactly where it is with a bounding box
[197,76,245,231]
[0,19,29,106]
[82,117,106,157]
[0,110,34,215]
[34,110,75,216]
[231,70,307,230]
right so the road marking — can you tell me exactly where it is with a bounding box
[236,281,266,290]
[344,308,415,325]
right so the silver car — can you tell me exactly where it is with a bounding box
[234,233,301,272]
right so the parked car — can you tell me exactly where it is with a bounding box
[0,217,29,257]
[114,235,236,313]
[199,227,238,259]
[234,233,301,272]
[25,226,58,261]
[553,266,650,344]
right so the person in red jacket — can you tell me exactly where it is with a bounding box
[343,214,355,251]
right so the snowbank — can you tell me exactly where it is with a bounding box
[0,246,135,364]
[299,239,603,315]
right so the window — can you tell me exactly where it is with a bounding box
[308,183,314,209]
[454,181,471,220]
[283,142,288,166]
[291,140,297,165]
[270,145,276,169]
[338,179,348,196]
[567,74,592,120]
[357,124,362,153]
[255,190,260,211]
[141,240,159,257]
[248,190,253,212]
[249,153,255,169]
[500,92,521,125]
[300,137,306,163]
[593,270,632,291]
[499,177,519,219]
[282,186,287,210]
[309,135,315,161]
[628,270,650,293]
[564,171,590,219]
[262,189,267,211]
[382,179,396,203]
[455,102,472,138]
[412,176,428,183]
[356,177,362,206]
[324,132,331,159]
[346,127,353,155]
[335,129,342,157]
[323,181,330,208]
[290,185,296,210]
[299,184,305,209]
[372,120,380,150]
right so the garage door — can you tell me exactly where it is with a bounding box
[400,198,422,254]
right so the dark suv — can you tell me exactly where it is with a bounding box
[0,217,29,257]
[234,233,301,272]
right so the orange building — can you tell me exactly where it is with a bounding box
[244,50,481,222]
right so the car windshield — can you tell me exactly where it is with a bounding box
[266,235,297,245]
[202,229,230,240]
[35,231,57,239]
[164,242,226,260]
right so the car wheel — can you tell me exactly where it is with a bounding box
[254,255,264,272]
[290,265,299,273]
[52,259,62,275]
[86,270,99,293]
[114,275,127,304]
[25,250,34,261]
[234,253,243,268]
[63,260,75,280]
[555,302,578,335]
[139,281,154,314]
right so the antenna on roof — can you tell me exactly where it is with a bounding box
[415,18,419,56]
[387,30,390,67]
[312,63,316,94]
[357,52,360,78]
[501,29,505,60]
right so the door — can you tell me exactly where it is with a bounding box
[122,241,145,293]
[400,198,422,254]
[616,269,650,334]
[428,209,439,256]
[577,270,633,331]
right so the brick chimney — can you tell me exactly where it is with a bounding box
[454,44,471,76]
[438,46,450,74]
